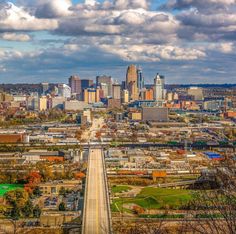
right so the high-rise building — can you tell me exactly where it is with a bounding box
[81,79,93,91]
[121,89,129,103]
[83,88,100,104]
[39,96,47,111]
[112,83,121,100]
[153,74,165,101]
[69,75,81,95]
[96,76,112,97]
[27,94,38,111]
[100,83,109,98]
[41,83,49,95]
[144,89,154,101]
[58,84,71,98]
[126,65,139,101]
[137,67,144,91]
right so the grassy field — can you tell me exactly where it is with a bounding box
[0,184,24,197]
[111,187,193,212]
[111,185,132,194]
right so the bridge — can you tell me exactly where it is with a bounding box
[82,147,112,234]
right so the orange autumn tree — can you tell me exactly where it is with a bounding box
[24,171,42,194]
[74,172,85,180]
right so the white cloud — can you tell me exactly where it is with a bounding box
[207,42,235,53]
[99,43,206,61]
[0,33,31,41]
[0,2,58,31]
[84,0,97,6]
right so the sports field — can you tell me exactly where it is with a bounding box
[0,184,24,197]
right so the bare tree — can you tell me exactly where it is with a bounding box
[182,161,236,234]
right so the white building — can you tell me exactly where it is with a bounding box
[153,74,165,101]
[58,84,71,98]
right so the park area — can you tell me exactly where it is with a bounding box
[0,184,23,197]
[111,187,193,213]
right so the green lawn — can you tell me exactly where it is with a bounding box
[111,187,193,212]
[0,184,24,197]
[111,185,132,194]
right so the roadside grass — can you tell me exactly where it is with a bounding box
[111,187,193,212]
[111,185,132,194]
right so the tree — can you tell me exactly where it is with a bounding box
[36,162,54,182]
[59,202,66,211]
[5,189,29,209]
[33,205,41,218]
[24,171,41,194]
[22,200,33,218]
[74,172,85,180]
[183,162,236,234]
[33,186,42,197]
[59,187,67,197]
[10,204,21,220]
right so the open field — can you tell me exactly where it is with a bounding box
[111,187,193,212]
[111,185,132,194]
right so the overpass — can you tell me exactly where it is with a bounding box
[82,147,112,234]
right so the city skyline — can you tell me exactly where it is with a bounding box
[0,0,236,84]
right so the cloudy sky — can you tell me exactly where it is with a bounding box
[0,0,235,84]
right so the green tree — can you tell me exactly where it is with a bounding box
[22,200,33,218]
[33,186,42,197]
[33,205,41,218]
[10,204,20,220]
[5,189,29,209]
[59,187,67,197]
[59,202,66,211]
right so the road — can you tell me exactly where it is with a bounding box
[82,117,104,142]
[82,148,111,234]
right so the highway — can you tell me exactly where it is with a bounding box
[82,148,111,234]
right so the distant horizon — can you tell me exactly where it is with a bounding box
[0,82,236,86]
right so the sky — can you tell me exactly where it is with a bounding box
[0,0,236,84]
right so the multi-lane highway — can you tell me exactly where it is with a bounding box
[82,148,111,234]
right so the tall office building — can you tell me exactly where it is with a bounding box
[96,76,112,97]
[58,84,71,98]
[81,79,93,91]
[137,67,144,91]
[69,75,81,95]
[153,74,165,101]
[39,96,47,111]
[41,82,49,95]
[100,83,109,98]
[112,83,121,100]
[126,64,138,101]
[121,89,129,103]
[83,88,100,104]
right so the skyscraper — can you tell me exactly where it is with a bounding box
[137,67,144,91]
[96,76,113,97]
[81,79,93,91]
[41,82,49,95]
[58,84,71,98]
[83,88,100,104]
[112,83,121,100]
[69,75,81,95]
[126,64,138,101]
[153,74,165,101]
